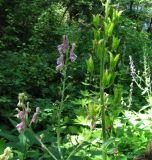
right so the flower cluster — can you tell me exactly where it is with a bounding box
[129,56,136,77]
[16,107,27,132]
[31,107,40,124]
[86,106,97,130]
[0,147,13,160]
[70,43,77,62]
[56,35,77,70]
[16,93,40,133]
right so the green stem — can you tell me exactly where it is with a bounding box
[57,72,66,160]
[57,51,68,160]
[66,141,84,160]
[100,43,107,160]
[66,129,93,160]
[30,129,58,160]
[57,76,65,160]
[20,132,27,160]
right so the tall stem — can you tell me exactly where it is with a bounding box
[30,129,58,160]
[57,74,66,160]
[57,51,68,160]
[100,44,107,160]
[23,135,28,160]
[66,141,84,160]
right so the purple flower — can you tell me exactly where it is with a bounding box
[70,43,77,62]
[58,44,64,54]
[31,107,40,124]
[16,108,27,132]
[16,121,25,132]
[57,35,69,54]
[18,110,25,120]
[56,54,64,70]
[16,108,28,120]
[90,121,95,129]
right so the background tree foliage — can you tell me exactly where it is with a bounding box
[0,0,151,123]
[0,0,152,159]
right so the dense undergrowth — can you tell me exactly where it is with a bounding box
[0,0,152,159]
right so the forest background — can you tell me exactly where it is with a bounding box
[0,0,152,160]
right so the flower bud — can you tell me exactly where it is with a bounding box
[70,43,77,62]
[16,121,25,132]
[31,107,40,124]
[0,147,13,160]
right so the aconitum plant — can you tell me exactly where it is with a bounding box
[70,43,77,62]
[57,35,69,54]
[56,35,77,70]
[56,35,77,160]
[15,93,58,160]
[15,36,77,160]
[16,93,40,133]
[91,1,122,159]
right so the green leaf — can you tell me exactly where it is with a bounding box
[103,70,112,87]
[13,150,24,160]
[19,132,28,146]
[114,54,120,64]
[93,14,100,28]
[110,53,120,69]
[109,52,114,69]
[105,0,110,19]
[86,56,94,75]
[95,41,104,60]
[93,29,101,40]
[88,103,100,117]
[108,22,114,38]
[0,129,17,142]
[112,36,120,51]
[0,139,5,154]
[101,138,119,151]
[112,9,122,23]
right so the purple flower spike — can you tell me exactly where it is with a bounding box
[56,54,64,70]
[16,121,25,132]
[31,107,40,124]
[63,35,69,52]
[57,35,69,54]
[16,108,25,120]
[70,43,77,62]
[16,108,27,132]
[57,44,64,54]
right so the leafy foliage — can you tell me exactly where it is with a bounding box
[0,0,152,159]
